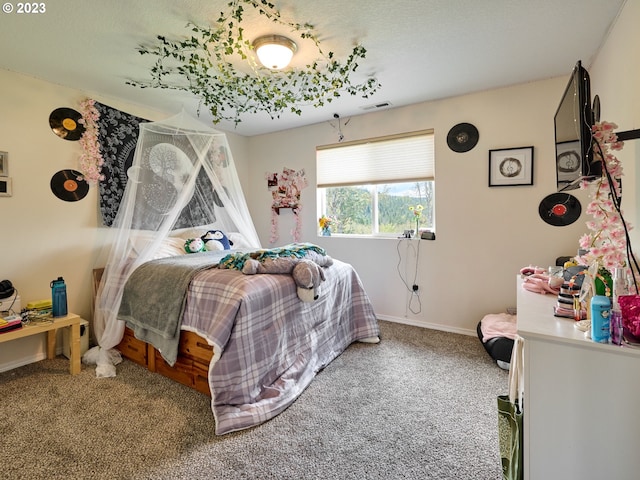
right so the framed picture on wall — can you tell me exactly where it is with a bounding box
[0,151,7,177]
[556,140,580,185]
[488,146,534,187]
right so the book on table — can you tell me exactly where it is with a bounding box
[0,315,22,333]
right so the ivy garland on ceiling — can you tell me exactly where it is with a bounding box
[126,0,380,126]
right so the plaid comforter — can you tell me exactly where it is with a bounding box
[180,258,380,435]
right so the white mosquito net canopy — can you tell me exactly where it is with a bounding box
[87,111,260,377]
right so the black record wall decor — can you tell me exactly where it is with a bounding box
[49,107,85,141]
[538,193,581,226]
[50,169,89,202]
[447,123,479,152]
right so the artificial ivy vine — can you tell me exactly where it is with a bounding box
[127,0,380,126]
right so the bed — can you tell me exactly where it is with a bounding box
[95,249,380,435]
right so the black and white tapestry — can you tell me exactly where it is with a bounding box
[95,101,149,226]
[95,102,220,229]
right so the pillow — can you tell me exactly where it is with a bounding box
[170,225,253,250]
[170,223,219,240]
[130,234,187,259]
[155,237,188,258]
[227,232,252,249]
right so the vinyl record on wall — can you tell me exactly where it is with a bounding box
[447,123,479,152]
[50,169,89,202]
[49,107,85,141]
[538,193,581,226]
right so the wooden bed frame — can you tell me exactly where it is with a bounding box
[93,268,213,396]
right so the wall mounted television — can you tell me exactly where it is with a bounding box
[554,60,600,192]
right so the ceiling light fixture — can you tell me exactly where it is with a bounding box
[127,0,380,127]
[253,35,297,70]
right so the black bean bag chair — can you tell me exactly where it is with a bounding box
[477,319,514,369]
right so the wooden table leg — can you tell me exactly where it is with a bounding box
[70,322,81,375]
[46,329,56,360]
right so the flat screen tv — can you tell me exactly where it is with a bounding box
[554,61,600,191]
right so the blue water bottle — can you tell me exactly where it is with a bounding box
[51,277,68,318]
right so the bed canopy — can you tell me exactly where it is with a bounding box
[87,111,260,377]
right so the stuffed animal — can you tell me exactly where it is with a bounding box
[303,250,334,268]
[184,237,205,253]
[201,230,233,251]
[241,256,299,275]
[292,259,326,302]
[240,251,333,276]
[236,249,332,302]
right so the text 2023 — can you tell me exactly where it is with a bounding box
[17,3,46,13]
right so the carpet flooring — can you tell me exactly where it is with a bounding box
[0,320,507,479]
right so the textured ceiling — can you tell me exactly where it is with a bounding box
[0,0,626,136]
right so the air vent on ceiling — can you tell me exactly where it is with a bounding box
[360,101,392,111]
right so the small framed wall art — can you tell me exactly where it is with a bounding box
[0,177,12,197]
[0,151,8,176]
[488,146,534,187]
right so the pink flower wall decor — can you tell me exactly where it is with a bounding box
[577,121,633,277]
[78,98,104,185]
[266,167,308,243]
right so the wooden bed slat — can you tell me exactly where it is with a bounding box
[92,268,213,397]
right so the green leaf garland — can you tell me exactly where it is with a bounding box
[127,0,380,126]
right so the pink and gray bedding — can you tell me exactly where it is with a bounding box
[118,251,231,365]
[180,258,379,435]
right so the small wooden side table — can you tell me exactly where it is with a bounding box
[0,313,83,374]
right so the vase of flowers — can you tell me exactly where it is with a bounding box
[319,215,333,236]
[408,204,424,238]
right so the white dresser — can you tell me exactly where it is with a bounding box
[516,277,640,480]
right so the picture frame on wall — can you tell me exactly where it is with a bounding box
[556,140,580,185]
[488,146,534,187]
[0,177,12,197]
[0,151,7,177]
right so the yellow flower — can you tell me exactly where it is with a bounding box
[319,215,332,229]
[409,204,424,218]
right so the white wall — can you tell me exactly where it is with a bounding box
[0,69,250,370]
[589,0,640,250]
[245,77,591,334]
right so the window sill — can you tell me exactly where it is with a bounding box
[317,233,434,240]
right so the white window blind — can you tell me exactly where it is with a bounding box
[316,130,434,188]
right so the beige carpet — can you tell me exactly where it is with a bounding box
[0,321,507,479]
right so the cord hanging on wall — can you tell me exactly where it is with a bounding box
[396,239,422,315]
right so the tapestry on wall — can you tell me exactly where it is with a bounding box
[88,101,223,229]
[266,167,308,243]
[92,101,149,226]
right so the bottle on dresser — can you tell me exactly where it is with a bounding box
[591,294,611,344]
[610,268,628,345]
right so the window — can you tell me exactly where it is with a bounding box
[316,130,435,236]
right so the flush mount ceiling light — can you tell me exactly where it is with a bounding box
[252,35,297,70]
[127,0,379,127]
